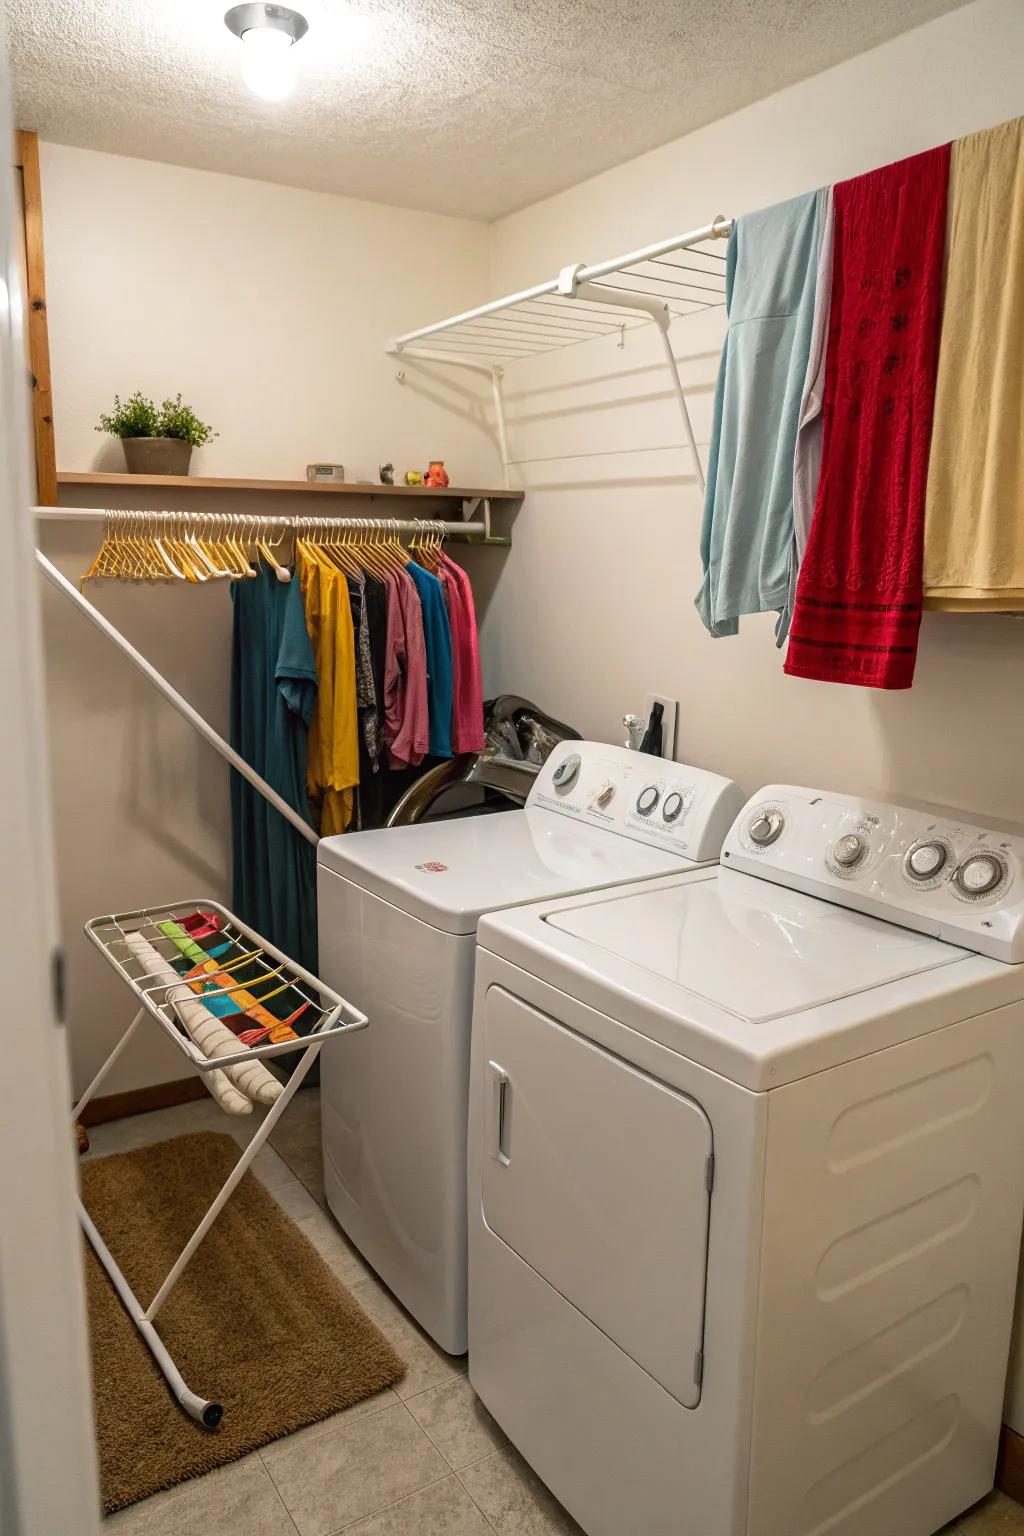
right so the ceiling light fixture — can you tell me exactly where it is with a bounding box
[224,4,309,103]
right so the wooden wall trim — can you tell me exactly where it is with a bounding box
[77,1076,208,1128]
[12,129,57,506]
[997,1423,1024,1506]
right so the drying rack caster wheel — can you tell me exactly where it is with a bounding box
[180,1389,223,1429]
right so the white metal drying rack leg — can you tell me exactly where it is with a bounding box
[75,900,367,1427]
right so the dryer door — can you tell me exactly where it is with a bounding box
[480,986,713,1407]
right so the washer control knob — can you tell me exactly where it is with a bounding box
[832,833,867,869]
[748,809,784,847]
[551,753,581,792]
[662,791,684,824]
[906,841,947,881]
[594,783,616,810]
[955,853,1003,897]
[636,785,660,817]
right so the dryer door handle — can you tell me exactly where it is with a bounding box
[488,1060,511,1167]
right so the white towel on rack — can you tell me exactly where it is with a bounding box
[124,932,283,1110]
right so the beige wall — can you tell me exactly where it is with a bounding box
[40,147,500,1096]
[482,0,1024,824]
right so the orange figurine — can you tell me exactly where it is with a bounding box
[424,459,449,488]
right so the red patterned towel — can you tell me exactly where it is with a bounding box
[784,145,950,689]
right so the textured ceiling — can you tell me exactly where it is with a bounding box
[6,0,969,220]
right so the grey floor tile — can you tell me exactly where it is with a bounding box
[297,1209,370,1286]
[257,1389,399,1458]
[106,1454,296,1535]
[406,1376,508,1471]
[270,1179,323,1224]
[280,1141,327,1206]
[957,1492,1024,1532]
[262,1402,447,1536]
[341,1474,494,1535]
[252,1145,298,1191]
[459,1445,584,1536]
[349,1277,465,1400]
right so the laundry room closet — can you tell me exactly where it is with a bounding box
[3,0,1024,1532]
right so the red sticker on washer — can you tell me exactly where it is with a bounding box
[415,861,449,873]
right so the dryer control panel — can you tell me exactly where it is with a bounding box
[528,742,744,863]
[723,784,1024,963]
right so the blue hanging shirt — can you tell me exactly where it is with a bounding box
[406,561,453,758]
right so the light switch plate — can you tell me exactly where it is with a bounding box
[642,693,678,759]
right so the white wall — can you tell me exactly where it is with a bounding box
[39,146,499,1096]
[483,0,1024,824]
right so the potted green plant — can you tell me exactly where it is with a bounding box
[96,392,217,476]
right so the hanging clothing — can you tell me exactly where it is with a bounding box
[297,546,359,837]
[785,144,951,690]
[923,117,1024,610]
[695,189,824,640]
[440,554,485,755]
[405,561,453,760]
[230,561,318,975]
[383,568,430,769]
[786,184,835,636]
[356,574,389,828]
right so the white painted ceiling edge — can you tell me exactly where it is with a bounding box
[7,0,970,221]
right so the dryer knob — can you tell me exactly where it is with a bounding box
[551,752,581,792]
[636,785,660,817]
[955,853,1003,897]
[832,833,867,868]
[662,791,684,824]
[906,841,947,881]
[748,810,784,846]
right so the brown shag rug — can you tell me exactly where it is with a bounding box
[82,1132,404,1513]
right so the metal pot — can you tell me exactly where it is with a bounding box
[121,437,193,476]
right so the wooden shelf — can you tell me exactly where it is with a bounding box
[57,472,521,501]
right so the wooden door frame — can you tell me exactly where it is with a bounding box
[12,129,56,505]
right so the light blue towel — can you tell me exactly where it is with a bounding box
[695,189,825,641]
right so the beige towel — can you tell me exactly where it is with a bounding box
[923,116,1024,610]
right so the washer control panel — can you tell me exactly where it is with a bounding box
[528,742,744,862]
[725,784,1024,963]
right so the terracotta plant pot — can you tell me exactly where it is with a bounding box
[121,436,193,476]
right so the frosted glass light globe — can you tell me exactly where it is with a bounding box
[240,27,295,102]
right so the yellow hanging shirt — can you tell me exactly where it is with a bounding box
[297,544,359,832]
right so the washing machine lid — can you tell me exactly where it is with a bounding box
[318,808,695,935]
[478,866,1002,1087]
[545,868,966,1024]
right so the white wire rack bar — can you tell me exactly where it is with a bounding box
[75,898,367,1426]
[390,217,733,492]
[34,506,491,538]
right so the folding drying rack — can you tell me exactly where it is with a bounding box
[74,899,367,1428]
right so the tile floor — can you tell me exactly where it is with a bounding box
[85,1090,1024,1536]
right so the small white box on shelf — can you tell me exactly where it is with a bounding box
[306,463,346,482]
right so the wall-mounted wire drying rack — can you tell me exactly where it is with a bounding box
[75,898,367,1427]
[390,217,733,493]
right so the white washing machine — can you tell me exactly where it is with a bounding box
[468,784,1024,1536]
[317,741,744,1352]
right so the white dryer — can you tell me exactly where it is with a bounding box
[317,742,744,1352]
[468,784,1024,1536]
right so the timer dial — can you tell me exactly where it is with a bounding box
[748,809,784,847]
[636,785,660,818]
[905,840,948,882]
[953,852,1006,900]
[662,791,684,824]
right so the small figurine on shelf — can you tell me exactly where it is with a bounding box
[405,469,425,486]
[424,459,450,488]
[379,462,395,486]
